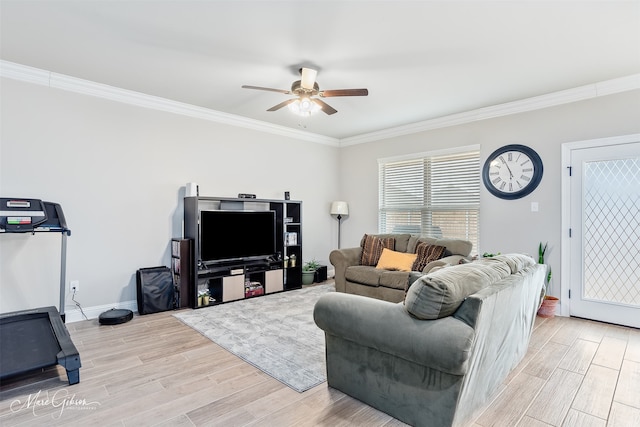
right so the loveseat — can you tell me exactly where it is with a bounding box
[330,233,473,303]
[314,254,546,427]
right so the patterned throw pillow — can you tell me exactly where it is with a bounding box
[412,243,446,271]
[360,234,395,266]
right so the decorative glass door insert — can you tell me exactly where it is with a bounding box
[569,141,640,328]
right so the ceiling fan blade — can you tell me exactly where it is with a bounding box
[242,85,291,95]
[267,99,297,112]
[312,98,338,115]
[319,88,369,97]
[300,68,318,90]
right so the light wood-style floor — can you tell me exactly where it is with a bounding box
[1,308,639,426]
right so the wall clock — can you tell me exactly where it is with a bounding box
[482,144,543,200]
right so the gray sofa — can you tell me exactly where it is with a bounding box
[314,254,546,427]
[330,233,473,303]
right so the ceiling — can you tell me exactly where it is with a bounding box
[1,1,639,141]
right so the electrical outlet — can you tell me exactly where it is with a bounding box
[70,280,80,293]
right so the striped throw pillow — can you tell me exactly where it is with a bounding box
[360,234,395,266]
[412,243,446,272]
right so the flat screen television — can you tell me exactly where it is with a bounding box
[199,210,276,264]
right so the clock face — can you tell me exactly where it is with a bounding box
[482,144,543,200]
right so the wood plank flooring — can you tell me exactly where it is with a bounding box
[1,309,639,426]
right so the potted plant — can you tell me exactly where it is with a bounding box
[536,242,558,317]
[302,259,320,285]
[482,251,501,258]
[198,289,210,306]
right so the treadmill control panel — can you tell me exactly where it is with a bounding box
[0,198,68,234]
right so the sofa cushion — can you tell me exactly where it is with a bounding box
[376,248,417,272]
[438,238,473,257]
[380,270,412,290]
[404,258,512,320]
[412,243,446,272]
[389,234,411,252]
[345,265,381,287]
[360,234,395,266]
[493,253,535,273]
[407,237,473,257]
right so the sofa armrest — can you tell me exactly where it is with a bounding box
[314,292,475,375]
[329,247,362,293]
[422,254,467,274]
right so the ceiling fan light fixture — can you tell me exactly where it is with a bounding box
[300,67,318,90]
[243,67,367,115]
[288,97,320,116]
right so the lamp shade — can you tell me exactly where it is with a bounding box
[330,201,349,216]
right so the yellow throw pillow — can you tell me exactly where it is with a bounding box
[376,248,417,272]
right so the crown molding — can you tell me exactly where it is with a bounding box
[340,73,640,147]
[0,60,339,147]
[2,60,638,148]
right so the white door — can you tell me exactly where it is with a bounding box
[568,139,640,328]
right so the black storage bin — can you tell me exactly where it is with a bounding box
[314,265,328,283]
[136,266,176,315]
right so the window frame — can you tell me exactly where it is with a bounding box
[378,145,480,253]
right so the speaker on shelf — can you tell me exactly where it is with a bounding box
[186,182,199,197]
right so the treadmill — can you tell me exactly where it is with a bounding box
[0,198,81,385]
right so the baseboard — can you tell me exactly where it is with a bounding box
[64,300,138,323]
[62,272,337,323]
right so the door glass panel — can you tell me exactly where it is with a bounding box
[583,158,640,306]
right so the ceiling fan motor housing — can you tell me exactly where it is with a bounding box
[291,80,319,95]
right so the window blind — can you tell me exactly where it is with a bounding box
[379,149,480,253]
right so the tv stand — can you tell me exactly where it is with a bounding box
[196,259,283,306]
[184,196,303,308]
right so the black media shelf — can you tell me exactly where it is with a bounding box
[183,196,302,308]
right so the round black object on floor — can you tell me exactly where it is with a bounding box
[99,309,133,325]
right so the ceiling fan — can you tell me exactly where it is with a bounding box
[242,67,368,116]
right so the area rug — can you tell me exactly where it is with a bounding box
[173,283,334,392]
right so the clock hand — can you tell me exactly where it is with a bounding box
[504,162,514,180]
[499,156,515,180]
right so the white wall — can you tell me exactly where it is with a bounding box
[0,78,341,315]
[339,89,640,303]
[2,75,639,319]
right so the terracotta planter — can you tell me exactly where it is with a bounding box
[537,295,559,318]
